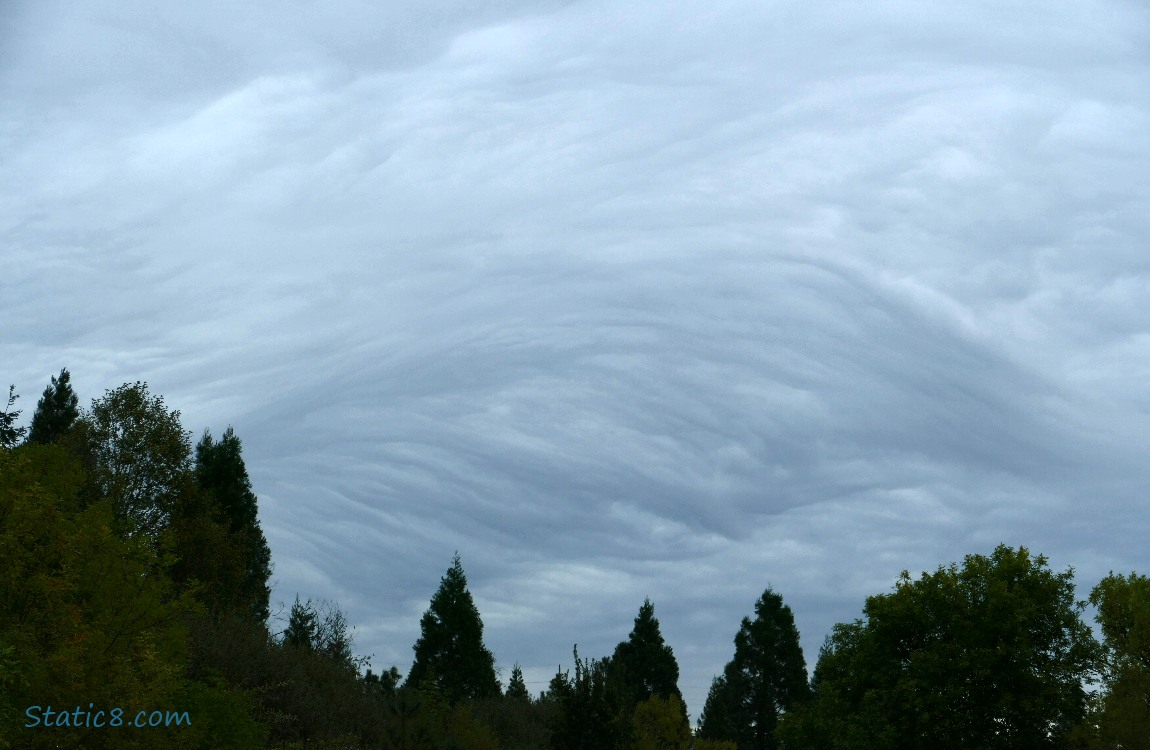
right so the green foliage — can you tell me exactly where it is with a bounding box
[81,381,194,538]
[0,386,26,450]
[1086,571,1150,747]
[612,599,683,711]
[691,740,738,750]
[192,427,272,623]
[632,694,691,750]
[508,664,531,702]
[0,444,202,748]
[699,588,809,750]
[550,645,628,750]
[27,368,79,446]
[407,554,500,704]
[781,545,1100,749]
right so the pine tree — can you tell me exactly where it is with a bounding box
[699,588,809,750]
[406,553,500,704]
[193,427,272,623]
[284,596,318,650]
[507,664,530,702]
[611,598,682,709]
[0,385,26,450]
[27,368,79,445]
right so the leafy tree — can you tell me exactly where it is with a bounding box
[508,663,531,702]
[780,545,1100,749]
[632,693,691,750]
[0,443,266,748]
[699,588,809,750]
[366,666,403,699]
[550,646,628,750]
[1087,571,1150,747]
[191,427,271,623]
[612,598,683,710]
[406,553,500,704]
[0,385,25,450]
[81,382,193,538]
[27,368,79,445]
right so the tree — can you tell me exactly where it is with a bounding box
[81,382,193,538]
[284,595,320,651]
[699,588,809,750]
[780,545,1100,749]
[0,385,25,450]
[27,368,79,445]
[612,598,683,710]
[507,663,531,702]
[550,646,628,750]
[191,427,272,623]
[1087,571,1150,747]
[406,554,500,704]
[632,694,691,750]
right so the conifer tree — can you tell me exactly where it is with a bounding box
[284,596,319,650]
[507,664,530,702]
[0,385,25,450]
[27,368,79,445]
[406,553,500,704]
[611,598,682,709]
[193,426,272,622]
[699,587,809,750]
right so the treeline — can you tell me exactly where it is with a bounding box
[1,373,1148,748]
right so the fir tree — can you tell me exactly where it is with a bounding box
[699,587,809,750]
[406,553,500,704]
[27,368,79,445]
[611,598,682,709]
[0,385,26,450]
[507,664,530,702]
[193,427,272,622]
[284,596,318,650]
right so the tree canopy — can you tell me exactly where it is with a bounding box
[779,544,1100,749]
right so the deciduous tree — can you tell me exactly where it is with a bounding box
[780,545,1100,749]
[1087,571,1150,747]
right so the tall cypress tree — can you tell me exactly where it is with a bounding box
[611,598,682,709]
[27,368,79,445]
[406,553,500,704]
[699,587,809,750]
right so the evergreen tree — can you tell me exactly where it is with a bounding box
[0,385,25,450]
[507,664,530,702]
[699,587,809,750]
[284,595,319,650]
[193,426,272,622]
[406,553,500,704]
[611,598,682,709]
[27,368,79,445]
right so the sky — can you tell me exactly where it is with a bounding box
[3,0,1150,721]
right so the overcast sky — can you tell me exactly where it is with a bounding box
[4,0,1150,720]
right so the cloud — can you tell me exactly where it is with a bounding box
[4,0,1149,720]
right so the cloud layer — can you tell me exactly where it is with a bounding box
[4,0,1149,717]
